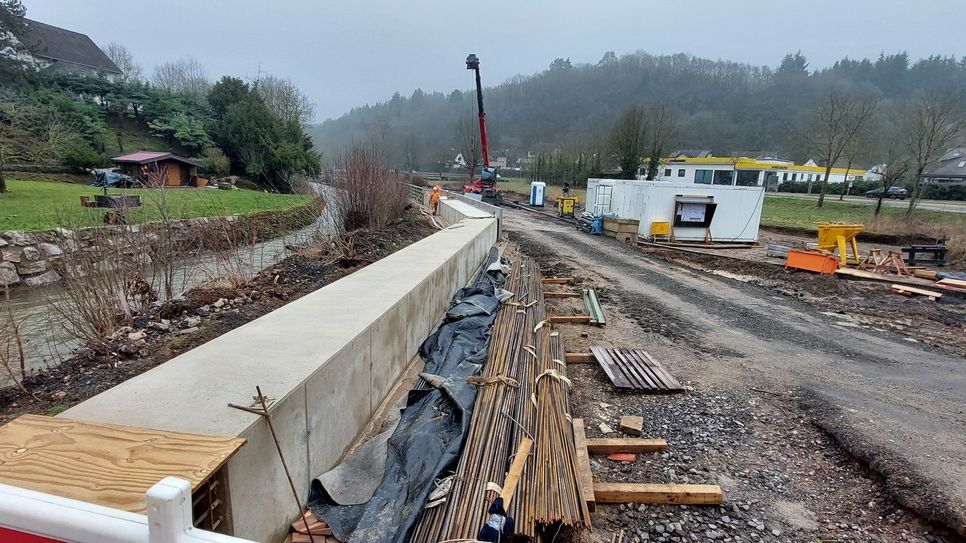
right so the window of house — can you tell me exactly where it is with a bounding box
[694,170,713,184]
[664,168,671,177]
[736,170,761,186]
[677,169,685,177]
[783,173,789,181]
[792,173,797,181]
[712,170,735,185]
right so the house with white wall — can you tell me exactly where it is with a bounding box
[644,156,864,188]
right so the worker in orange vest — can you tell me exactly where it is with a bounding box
[429,185,442,215]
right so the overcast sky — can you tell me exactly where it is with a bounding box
[22,0,966,122]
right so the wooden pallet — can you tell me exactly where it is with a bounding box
[590,347,684,392]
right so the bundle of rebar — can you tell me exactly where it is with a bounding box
[410,257,590,541]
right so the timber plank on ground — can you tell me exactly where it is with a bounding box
[593,483,723,505]
[565,352,597,364]
[586,438,668,454]
[572,419,597,513]
[590,347,684,392]
[544,291,581,298]
[550,315,592,324]
[542,277,574,284]
[0,414,245,513]
[834,267,937,287]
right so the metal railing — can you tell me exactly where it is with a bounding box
[0,477,256,543]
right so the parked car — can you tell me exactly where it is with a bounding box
[864,186,908,200]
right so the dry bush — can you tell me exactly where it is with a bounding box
[1,287,28,391]
[197,215,264,288]
[332,145,408,231]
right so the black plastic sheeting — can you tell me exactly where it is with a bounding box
[308,248,506,543]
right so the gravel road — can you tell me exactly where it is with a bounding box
[502,207,965,542]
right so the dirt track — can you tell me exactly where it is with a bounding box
[502,207,966,540]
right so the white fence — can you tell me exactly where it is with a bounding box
[0,478,256,543]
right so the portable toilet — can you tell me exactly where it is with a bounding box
[530,181,546,207]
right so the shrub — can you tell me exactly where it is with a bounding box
[62,140,107,172]
[332,145,407,231]
[198,147,230,177]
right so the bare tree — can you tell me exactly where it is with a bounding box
[609,105,648,180]
[255,75,315,126]
[456,117,482,180]
[805,91,876,207]
[152,57,210,95]
[105,41,143,82]
[900,92,965,215]
[872,148,911,216]
[643,105,676,180]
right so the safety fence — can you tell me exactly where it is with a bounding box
[0,477,256,543]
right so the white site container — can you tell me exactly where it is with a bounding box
[529,181,546,206]
[585,179,765,242]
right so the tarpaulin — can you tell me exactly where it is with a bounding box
[308,248,506,543]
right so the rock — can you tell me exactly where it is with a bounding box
[0,262,20,286]
[213,298,227,309]
[183,316,201,328]
[128,330,147,341]
[1,248,21,262]
[23,270,61,287]
[4,231,37,246]
[0,237,5,247]
[620,415,644,436]
[16,259,47,275]
[149,320,171,331]
[599,423,615,434]
[22,246,41,261]
[37,243,64,258]
[178,326,199,335]
[51,390,67,400]
[120,340,147,355]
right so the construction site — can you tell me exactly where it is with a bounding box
[1,54,965,543]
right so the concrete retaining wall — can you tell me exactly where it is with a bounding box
[61,202,498,542]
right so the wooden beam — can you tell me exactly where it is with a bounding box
[572,419,596,512]
[586,438,668,454]
[593,483,723,505]
[549,315,591,324]
[501,437,533,508]
[542,277,574,284]
[544,291,581,298]
[565,352,596,364]
[891,284,942,299]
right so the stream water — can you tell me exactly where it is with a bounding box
[2,185,341,385]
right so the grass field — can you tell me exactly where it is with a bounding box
[497,178,588,203]
[760,196,965,234]
[0,179,312,232]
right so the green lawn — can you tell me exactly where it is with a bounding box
[0,179,312,232]
[760,196,965,233]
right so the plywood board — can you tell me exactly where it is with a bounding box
[0,414,245,513]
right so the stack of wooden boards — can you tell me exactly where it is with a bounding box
[604,217,641,244]
[290,511,333,542]
[590,346,684,393]
[411,257,591,541]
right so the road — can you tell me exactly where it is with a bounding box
[502,206,966,536]
[767,192,966,213]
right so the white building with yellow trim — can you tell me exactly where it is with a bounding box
[642,157,865,188]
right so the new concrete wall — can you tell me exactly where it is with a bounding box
[61,203,497,542]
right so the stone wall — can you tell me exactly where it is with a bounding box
[1,205,317,289]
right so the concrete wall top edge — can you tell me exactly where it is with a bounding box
[59,217,496,437]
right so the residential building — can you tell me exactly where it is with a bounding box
[113,151,204,187]
[921,147,966,185]
[644,156,864,187]
[6,19,121,78]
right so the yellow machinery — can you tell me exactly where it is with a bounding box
[817,222,864,265]
[559,196,577,218]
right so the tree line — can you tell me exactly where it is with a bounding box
[0,0,319,193]
[311,49,966,202]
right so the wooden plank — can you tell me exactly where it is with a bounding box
[0,414,245,513]
[637,350,683,391]
[593,483,723,505]
[500,437,533,508]
[937,278,966,289]
[571,419,596,512]
[619,349,662,390]
[891,284,943,298]
[544,291,581,298]
[549,315,592,324]
[565,352,596,364]
[586,438,668,454]
[834,267,937,287]
[542,277,574,284]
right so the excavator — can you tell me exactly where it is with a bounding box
[462,54,502,205]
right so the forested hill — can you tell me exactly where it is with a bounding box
[310,50,966,169]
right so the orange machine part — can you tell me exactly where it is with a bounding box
[784,249,840,275]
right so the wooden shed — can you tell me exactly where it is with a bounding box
[112,151,205,187]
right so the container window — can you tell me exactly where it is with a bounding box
[664,168,671,177]
[712,170,735,185]
[677,169,685,177]
[694,169,713,184]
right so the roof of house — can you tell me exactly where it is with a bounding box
[669,149,713,158]
[922,147,966,178]
[113,151,204,167]
[21,19,121,74]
